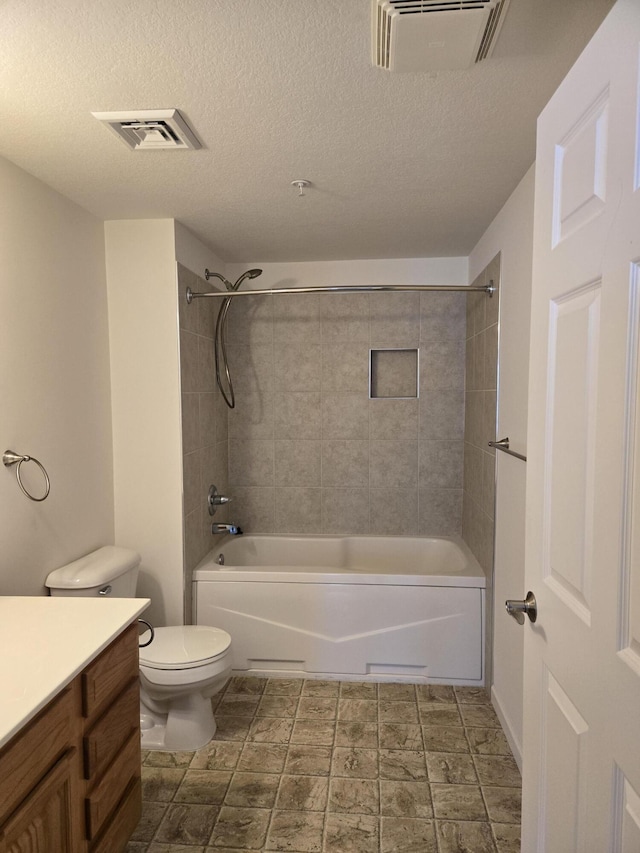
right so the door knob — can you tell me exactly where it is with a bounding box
[505,591,537,624]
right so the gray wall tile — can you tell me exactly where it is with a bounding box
[275,392,322,439]
[420,292,466,341]
[420,341,466,391]
[230,487,275,533]
[370,292,420,345]
[419,390,465,441]
[321,293,370,342]
[322,441,369,487]
[370,488,419,536]
[419,441,464,489]
[275,440,321,486]
[228,390,275,440]
[323,344,370,392]
[419,489,463,536]
[226,294,274,344]
[273,293,322,342]
[275,488,322,533]
[370,399,418,440]
[182,392,200,454]
[229,440,275,486]
[370,441,418,489]
[275,343,322,391]
[322,393,369,439]
[322,489,370,534]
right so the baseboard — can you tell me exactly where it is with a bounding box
[491,684,523,772]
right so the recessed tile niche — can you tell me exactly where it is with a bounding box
[369,348,419,399]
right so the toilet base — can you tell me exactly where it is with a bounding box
[139,692,217,751]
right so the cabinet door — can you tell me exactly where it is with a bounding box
[0,751,80,853]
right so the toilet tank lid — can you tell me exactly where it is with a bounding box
[45,546,141,589]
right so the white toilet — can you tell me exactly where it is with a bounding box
[45,545,231,752]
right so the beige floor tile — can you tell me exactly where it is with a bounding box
[265,677,303,695]
[379,749,427,782]
[247,717,294,743]
[130,801,168,842]
[431,784,487,821]
[213,716,253,741]
[276,774,329,811]
[174,770,232,805]
[338,699,378,722]
[421,726,469,754]
[380,817,437,852]
[329,777,380,815]
[290,719,336,745]
[379,701,419,724]
[147,843,205,852]
[209,806,271,848]
[492,822,521,853]
[236,742,288,773]
[285,744,332,776]
[426,753,477,784]
[416,685,456,704]
[332,747,379,779]
[378,683,416,702]
[191,741,242,771]
[379,780,433,819]
[144,751,194,768]
[418,705,461,727]
[459,704,501,728]
[473,755,521,787]
[227,676,266,695]
[156,803,219,846]
[297,696,338,719]
[257,695,299,717]
[436,819,497,853]
[340,682,378,699]
[301,679,340,697]
[266,810,324,852]
[217,694,260,717]
[379,723,422,751]
[465,727,511,755]
[224,772,281,808]
[454,686,491,705]
[336,721,378,748]
[141,767,185,802]
[324,813,379,853]
[482,786,521,824]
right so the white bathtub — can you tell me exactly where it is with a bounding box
[193,534,486,686]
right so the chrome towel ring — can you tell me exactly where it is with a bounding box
[3,450,51,501]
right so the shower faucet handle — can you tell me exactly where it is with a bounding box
[208,484,231,516]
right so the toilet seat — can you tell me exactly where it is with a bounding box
[139,625,231,670]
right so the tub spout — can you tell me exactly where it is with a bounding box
[211,523,243,536]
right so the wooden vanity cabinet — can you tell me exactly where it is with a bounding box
[0,623,142,853]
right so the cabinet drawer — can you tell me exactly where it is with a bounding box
[85,728,140,841]
[0,684,78,824]
[90,776,141,853]
[82,623,139,720]
[84,678,139,781]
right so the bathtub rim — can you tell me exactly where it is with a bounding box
[193,533,486,588]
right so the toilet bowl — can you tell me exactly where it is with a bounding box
[45,546,232,752]
[138,625,231,750]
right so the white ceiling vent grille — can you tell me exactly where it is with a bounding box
[372,0,511,72]
[91,109,202,150]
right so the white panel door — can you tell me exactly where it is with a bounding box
[523,2,640,851]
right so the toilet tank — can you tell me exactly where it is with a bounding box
[45,546,141,597]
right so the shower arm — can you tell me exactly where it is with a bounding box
[186,282,495,303]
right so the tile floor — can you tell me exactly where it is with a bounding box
[126,677,521,853]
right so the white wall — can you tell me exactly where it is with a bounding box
[105,219,184,627]
[469,164,535,769]
[227,257,468,288]
[174,221,227,280]
[0,156,114,594]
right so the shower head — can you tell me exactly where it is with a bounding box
[231,268,263,291]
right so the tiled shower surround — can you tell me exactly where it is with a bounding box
[178,259,499,577]
[223,289,467,536]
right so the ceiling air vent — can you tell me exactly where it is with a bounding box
[372,0,511,72]
[91,109,201,150]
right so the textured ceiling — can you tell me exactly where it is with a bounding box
[0,0,615,262]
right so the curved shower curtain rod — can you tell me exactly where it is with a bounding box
[186,281,495,303]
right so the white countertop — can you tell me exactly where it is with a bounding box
[0,596,149,749]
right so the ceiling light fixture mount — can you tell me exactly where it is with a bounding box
[291,179,311,197]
